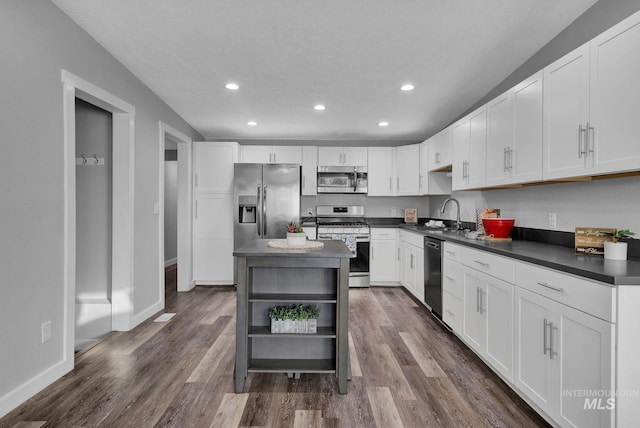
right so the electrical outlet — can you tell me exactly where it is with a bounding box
[548,213,557,230]
[391,208,398,217]
[41,321,51,343]
[306,207,313,216]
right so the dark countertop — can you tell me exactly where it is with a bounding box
[234,239,353,258]
[397,224,640,286]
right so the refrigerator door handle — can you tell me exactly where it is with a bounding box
[263,184,267,236]
[256,184,262,236]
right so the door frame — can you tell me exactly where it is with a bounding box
[62,70,135,367]
[158,122,193,295]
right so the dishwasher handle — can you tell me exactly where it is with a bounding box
[425,239,442,250]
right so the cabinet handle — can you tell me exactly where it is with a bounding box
[302,175,306,189]
[474,260,489,267]
[476,287,480,313]
[578,124,586,158]
[410,253,414,269]
[419,174,423,188]
[549,322,558,359]
[479,288,484,314]
[273,153,277,163]
[537,282,564,293]
[543,318,550,356]
[195,173,198,188]
[398,247,401,260]
[445,250,455,256]
[389,177,392,191]
[503,147,508,172]
[445,309,454,317]
[445,275,454,281]
[195,200,198,219]
[507,147,513,171]
[587,123,595,156]
[436,152,441,164]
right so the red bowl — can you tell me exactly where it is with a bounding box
[482,218,515,238]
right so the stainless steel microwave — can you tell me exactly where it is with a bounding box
[317,166,368,194]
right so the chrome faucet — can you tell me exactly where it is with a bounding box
[440,198,462,230]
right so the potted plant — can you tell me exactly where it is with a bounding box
[286,221,306,246]
[268,304,320,334]
[601,229,635,260]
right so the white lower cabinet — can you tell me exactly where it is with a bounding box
[399,231,424,301]
[515,285,614,428]
[461,266,514,382]
[193,194,234,284]
[443,241,619,427]
[370,228,399,284]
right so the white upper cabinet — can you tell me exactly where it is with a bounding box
[427,126,453,171]
[486,71,543,187]
[318,147,367,166]
[544,10,640,179]
[301,146,317,196]
[194,141,238,194]
[367,147,395,196]
[395,144,420,195]
[543,44,591,180]
[240,145,302,164]
[453,106,487,190]
[589,11,640,175]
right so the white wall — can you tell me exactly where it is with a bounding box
[0,0,201,415]
[430,176,640,234]
[164,153,178,263]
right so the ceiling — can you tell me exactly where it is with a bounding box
[52,0,598,143]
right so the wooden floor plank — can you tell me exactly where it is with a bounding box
[366,386,404,428]
[0,286,549,428]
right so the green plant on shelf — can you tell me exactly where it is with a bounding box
[268,304,320,321]
[600,229,635,243]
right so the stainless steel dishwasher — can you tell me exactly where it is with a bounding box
[424,236,443,320]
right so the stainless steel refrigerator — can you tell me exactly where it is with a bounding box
[233,163,300,251]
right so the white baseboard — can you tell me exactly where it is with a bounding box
[369,281,401,286]
[194,280,235,286]
[164,258,177,268]
[132,300,164,329]
[0,357,73,418]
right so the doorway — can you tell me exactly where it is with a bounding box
[74,98,113,350]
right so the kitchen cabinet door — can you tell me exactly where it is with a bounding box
[241,145,272,164]
[543,44,590,180]
[485,276,514,382]
[514,286,555,415]
[318,147,343,165]
[395,144,420,196]
[271,146,302,164]
[428,127,453,171]
[554,303,614,428]
[301,146,317,196]
[467,106,487,189]
[194,141,237,194]
[367,147,395,196]
[462,269,485,353]
[452,106,486,190]
[370,237,399,284]
[193,194,234,283]
[452,116,469,190]
[485,91,513,187]
[343,147,368,166]
[414,246,424,302]
[512,71,543,184]
[589,12,640,175]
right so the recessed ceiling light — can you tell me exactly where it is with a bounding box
[400,84,414,91]
[378,121,389,127]
[314,104,326,111]
[225,82,239,90]
[247,121,257,126]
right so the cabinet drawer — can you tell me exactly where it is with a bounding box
[443,291,463,333]
[371,228,398,240]
[443,242,463,262]
[443,258,463,299]
[462,247,515,283]
[399,230,423,248]
[515,262,615,322]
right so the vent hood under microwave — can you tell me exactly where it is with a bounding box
[317,166,368,194]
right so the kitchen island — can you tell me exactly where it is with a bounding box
[233,239,352,394]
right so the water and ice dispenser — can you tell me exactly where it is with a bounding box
[238,196,257,223]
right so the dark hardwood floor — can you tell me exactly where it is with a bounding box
[1,280,549,427]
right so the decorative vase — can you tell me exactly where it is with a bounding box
[286,232,307,246]
[604,241,627,260]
